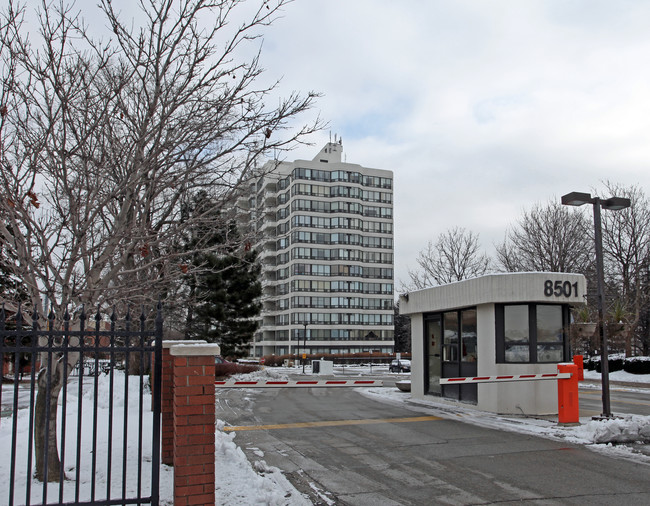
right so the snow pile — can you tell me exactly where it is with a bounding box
[575,415,650,444]
[229,366,292,382]
[214,420,309,505]
[213,367,311,504]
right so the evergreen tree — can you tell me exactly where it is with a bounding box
[186,218,262,358]
[0,234,28,304]
[393,300,411,353]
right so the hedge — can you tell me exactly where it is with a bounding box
[585,354,650,375]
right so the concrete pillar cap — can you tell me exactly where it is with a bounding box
[162,340,207,349]
[169,343,221,356]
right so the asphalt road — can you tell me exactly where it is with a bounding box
[217,382,650,506]
[580,380,650,417]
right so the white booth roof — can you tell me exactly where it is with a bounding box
[400,272,586,315]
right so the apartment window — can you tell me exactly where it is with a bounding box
[312,281,330,292]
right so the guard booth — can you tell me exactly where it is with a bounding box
[400,272,586,415]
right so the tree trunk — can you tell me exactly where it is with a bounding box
[128,352,144,375]
[34,366,63,482]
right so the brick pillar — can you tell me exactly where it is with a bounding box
[170,344,220,506]
[159,340,206,466]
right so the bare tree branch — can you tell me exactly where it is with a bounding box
[1,0,322,482]
[495,200,592,274]
[1,0,323,320]
[403,227,491,290]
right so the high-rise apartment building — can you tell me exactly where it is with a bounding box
[244,140,394,357]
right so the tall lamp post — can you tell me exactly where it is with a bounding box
[561,191,631,418]
[302,320,308,374]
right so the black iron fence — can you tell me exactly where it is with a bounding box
[0,303,163,506]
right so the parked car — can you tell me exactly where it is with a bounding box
[389,359,411,373]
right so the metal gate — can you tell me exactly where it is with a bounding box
[0,303,163,506]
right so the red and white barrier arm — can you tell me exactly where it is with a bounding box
[215,379,383,388]
[440,373,571,385]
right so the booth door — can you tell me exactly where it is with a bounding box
[459,309,478,403]
[425,317,442,395]
[442,309,478,403]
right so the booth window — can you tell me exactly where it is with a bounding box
[442,312,458,361]
[496,304,568,363]
[461,310,477,362]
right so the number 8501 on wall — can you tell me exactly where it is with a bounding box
[544,280,580,298]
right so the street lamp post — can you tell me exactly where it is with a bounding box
[561,191,631,418]
[302,320,308,374]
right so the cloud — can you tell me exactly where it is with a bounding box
[35,0,650,287]
[259,1,650,285]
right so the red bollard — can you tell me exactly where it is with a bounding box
[557,355,583,425]
[572,354,584,380]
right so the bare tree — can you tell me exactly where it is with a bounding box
[495,200,592,273]
[599,181,650,355]
[404,227,491,290]
[0,0,320,481]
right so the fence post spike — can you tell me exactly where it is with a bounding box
[125,306,132,332]
[156,298,163,324]
[16,303,23,330]
[31,306,39,335]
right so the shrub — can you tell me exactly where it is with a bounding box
[214,362,259,378]
[624,356,650,375]
[594,353,625,373]
[584,356,598,371]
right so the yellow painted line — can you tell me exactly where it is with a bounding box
[580,391,603,397]
[223,415,443,432]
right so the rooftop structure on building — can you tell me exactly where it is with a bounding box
[241,139,394,357]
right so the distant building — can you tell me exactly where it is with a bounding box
[242,139,394,357]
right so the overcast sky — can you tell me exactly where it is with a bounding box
[83,1,650,289]
[254,0,650,288]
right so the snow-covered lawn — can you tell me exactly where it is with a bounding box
[583,368,650,384]
[1,372,309,506]
[2,366,650,505]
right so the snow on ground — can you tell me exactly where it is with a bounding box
[213,418,310,506]
[359,369,650,464]
[583,368,650,384]
[1,370,309,506]
[2,366,650,505]
[214,367,311,505]
[1,372,174,504]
